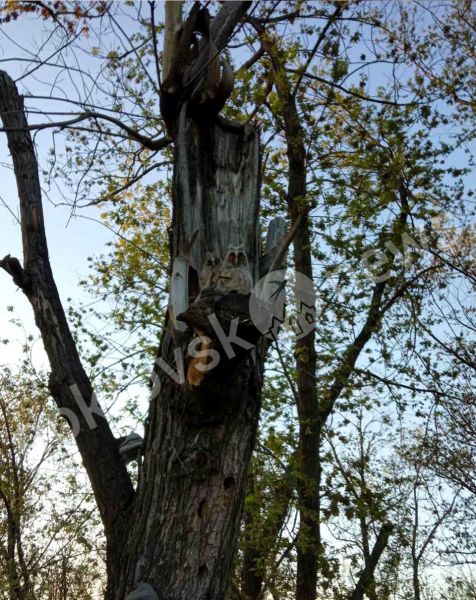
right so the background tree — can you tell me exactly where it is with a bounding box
[0,362,102,600]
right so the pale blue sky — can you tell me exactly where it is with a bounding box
[0,9,131,370]
[0,116,114,370]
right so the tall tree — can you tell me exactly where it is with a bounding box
[0,1,271,598]
[0,1,475,599]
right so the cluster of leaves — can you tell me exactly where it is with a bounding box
[0,0,108,33]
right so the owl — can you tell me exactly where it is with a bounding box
[216,245,253,295]
[198,252,222,293]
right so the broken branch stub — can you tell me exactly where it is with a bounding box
[160,2,250,135]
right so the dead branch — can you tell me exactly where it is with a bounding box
[0,70,134,579]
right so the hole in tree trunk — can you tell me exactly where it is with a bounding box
[188,265,199,304]
[224,476,235,490]
[194,450,208,468]
[198,564,208,578]
[197,499,206,517]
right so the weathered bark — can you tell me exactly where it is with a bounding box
[160,1,250,135]
[0,71,134,591]
[117,105,263,599]
[162,1,184,82]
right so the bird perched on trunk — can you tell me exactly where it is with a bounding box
[216,245,253,295]
[198,252,222,297]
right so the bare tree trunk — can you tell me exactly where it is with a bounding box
[117,108,263,599]
[0,71,134,594]
[349,523,393,600]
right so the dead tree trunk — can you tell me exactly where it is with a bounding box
[116,3,265,595]
[0,71,134,591]
[0,3,271,598]
[118,106,262,599]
